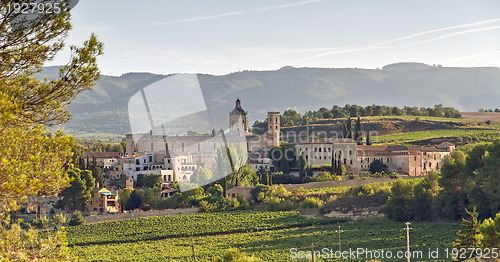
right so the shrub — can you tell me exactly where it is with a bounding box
[265,197,293,211]
[300,197,325,209]
[31,216,51,229]
[251,184,269,203]
[69,210,85,226]
[312,172,342,182]
[52,214,66,225]
[267,185,289,198]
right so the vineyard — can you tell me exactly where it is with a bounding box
[66,211,340,246]
[68,211,460,261]
[376,128,500,144]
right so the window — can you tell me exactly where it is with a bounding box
[314,148,317,152]
[328,148,331,152]
[387,158,389,163]
[306,155,308,160]
[319,148,322,152]
[319,156,321,159]
[344,159,346,165]
[414,156,417,161]
[143,158,146,163]
[423,163,426,170]
[349,150,352,155]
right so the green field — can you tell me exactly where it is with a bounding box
[68,211,460,261]
[375,128,500,144]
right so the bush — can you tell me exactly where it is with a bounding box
[312,172,342,182]
[52,214,66,225]
[31,216,51,229]
[267,185,289,198]
[69,210,85,226]
[251,184,269,203]
[300,197,325,209]
[369,160,388,174]
[271,173,302,184]
[199,197,240,212]
[265,197,293,211]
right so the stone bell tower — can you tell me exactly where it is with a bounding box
[267,112,280,147]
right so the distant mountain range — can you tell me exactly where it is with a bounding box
[40,62,500,136]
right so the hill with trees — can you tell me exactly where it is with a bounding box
[38,63,500,136]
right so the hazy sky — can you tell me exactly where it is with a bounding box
[49,0,500,76]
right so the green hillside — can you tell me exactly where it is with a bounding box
[40,63,500,136]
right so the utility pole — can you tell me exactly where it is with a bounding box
[311,243,315,262]
[335,225,344,253]
[404,222,412,262]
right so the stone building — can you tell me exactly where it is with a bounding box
[87,187,120,213]
[84,152,122,170]
[291,138,359,173]
[356,142,455,176]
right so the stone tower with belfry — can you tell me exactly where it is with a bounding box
[267,112,280,147]
[229,98,251,135]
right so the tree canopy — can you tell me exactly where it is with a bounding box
[1,1,102,260]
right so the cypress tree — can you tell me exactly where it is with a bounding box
[337,159,343,176]
[299,153,306,179]
[355,116,362,145]
[366,127,372,145]
[331,153,335,174]
[346,117,352,139]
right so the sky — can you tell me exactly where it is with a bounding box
[48,0,500,76]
